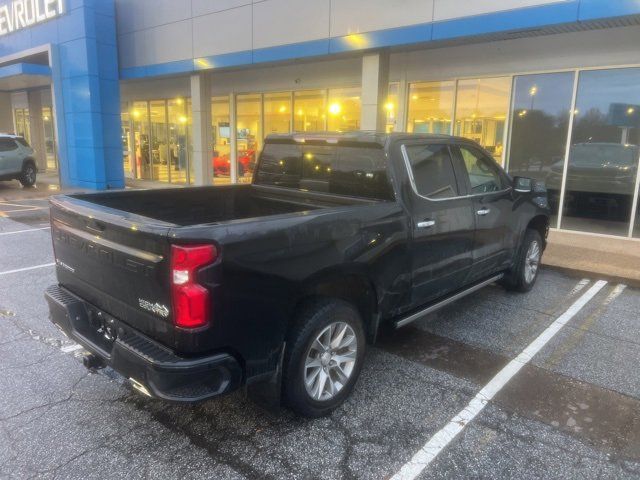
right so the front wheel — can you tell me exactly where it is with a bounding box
[501,229,543,292]
[283,299,366,417]
[19,162,37,187]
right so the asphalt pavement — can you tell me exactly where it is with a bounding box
[1,194,639,479]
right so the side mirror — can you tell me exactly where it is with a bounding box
[513,176,533,193]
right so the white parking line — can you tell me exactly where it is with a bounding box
[0,227,51,236]
[0,263,55,276]
[390,279,608,480]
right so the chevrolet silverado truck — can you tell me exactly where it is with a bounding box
[45,132,550,417]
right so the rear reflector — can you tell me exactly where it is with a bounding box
[170,244,217,328]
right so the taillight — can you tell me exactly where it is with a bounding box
[170,244,217,328]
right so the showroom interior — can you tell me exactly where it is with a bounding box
[1,0,640,239]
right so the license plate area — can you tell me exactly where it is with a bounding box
[75,305,118,355]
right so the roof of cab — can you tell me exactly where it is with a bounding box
[264,131,475,147]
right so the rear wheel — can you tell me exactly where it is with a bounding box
[501,229,543,292]
[283,298,365,417]
[19,162,36,187]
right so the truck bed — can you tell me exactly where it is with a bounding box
[69,184,366,226]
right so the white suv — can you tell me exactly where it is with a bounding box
[0,134,37,187]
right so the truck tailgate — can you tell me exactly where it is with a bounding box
[49,195,176,347]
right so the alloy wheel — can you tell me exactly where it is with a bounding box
[304,322,358,401]
[524,240,540,284]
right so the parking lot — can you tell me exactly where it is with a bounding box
[1,197,639,480]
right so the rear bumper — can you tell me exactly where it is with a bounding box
[45,284,243,403]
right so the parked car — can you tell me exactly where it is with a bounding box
[45,132,549,417]
[212,150,255,177]
[0,134,37,187]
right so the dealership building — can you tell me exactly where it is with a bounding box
[1,0,640,238]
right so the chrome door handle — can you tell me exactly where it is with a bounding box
[417,220,436,229]
[477,208,490,216]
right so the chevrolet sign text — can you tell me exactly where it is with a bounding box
[0,0,64,36]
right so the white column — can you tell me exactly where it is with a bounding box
[190,73,213,186]
[360,52,390,132]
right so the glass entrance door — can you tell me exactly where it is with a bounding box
[131,102,151,180]
[14,109,31,144]
[150,100,169,182]
[42,107,58,171]
[167,98,189,184]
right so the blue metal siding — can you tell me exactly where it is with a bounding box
[0,0,123,190]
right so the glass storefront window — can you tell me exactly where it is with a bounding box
[165,98,189,184]
[150,100,169,183]
[327,87,361,132]
[294,90,325,132]
[14,108,31,144]
[186,99,194,184]
[561,68,640,237]
[264,92,291,137]
[236,93,262,183]
[407,81,454,135]
[212,96,231,185]
[507,72,575,227]
[454,77,511,163]
[385,83,399,133]
[42,106,57,172]
[131,101,150,180]
[635,182,640,238]
[121,109,131,177]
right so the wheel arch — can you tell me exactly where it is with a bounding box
[291,269,381,344]
[526,214,550,248]
[21,157,37,172]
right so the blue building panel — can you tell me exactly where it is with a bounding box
[0,0,123,189]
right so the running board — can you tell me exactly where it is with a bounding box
[394,274,504,329]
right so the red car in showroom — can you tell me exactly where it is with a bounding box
[213,150,255,177]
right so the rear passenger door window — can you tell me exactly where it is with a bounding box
[404,144,459,199]
[458,146,505,194]
[334,146,394,200]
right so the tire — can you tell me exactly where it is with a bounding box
[501,229,543,293]
[19,162,37,187]
[282,298,366,417]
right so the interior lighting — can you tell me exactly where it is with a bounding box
[328,102,342,115]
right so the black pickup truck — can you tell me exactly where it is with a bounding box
[45,132,549,417]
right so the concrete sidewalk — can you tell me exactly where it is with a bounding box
[543,230,640,287]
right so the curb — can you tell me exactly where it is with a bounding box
[542,264,640,289]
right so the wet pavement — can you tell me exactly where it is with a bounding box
[1,197,639,479]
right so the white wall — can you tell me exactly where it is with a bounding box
[390,25,640,82]
[120,25,640,103]
[114,0,570,69]
[120,56,363,100]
